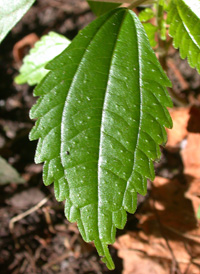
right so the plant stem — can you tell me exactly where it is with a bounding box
[128,0,148,9]
[157,0,164,33]
[156,0,166,68]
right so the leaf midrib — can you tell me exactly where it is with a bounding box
[97,11,129,235]
[122,12,142,202]
[60,11,119,168]
[131,15,142,173]
[59,9,127,247]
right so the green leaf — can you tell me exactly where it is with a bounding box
[139,8,154,22]
[15,32,70,86]
[88,1,121,16]
[143,23,158,47]
[167,0,200,73]
[138,8,158,47]
[197,205,200,220]
[30,8,172,269]
[0,0,35,43]
[160,19,166,40]
[0,157,25,185]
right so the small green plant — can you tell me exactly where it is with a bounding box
[1,0,200,270]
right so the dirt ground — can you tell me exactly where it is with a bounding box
[0,1,200,273]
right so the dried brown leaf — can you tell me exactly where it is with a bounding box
[181,133,200,179]
[166,107,190,150]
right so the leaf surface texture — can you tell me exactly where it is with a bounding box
[15,32,70,85]
[88,1,121,16]
[30,8,172,269]
[167,0,200,73]
[0,0,35,43]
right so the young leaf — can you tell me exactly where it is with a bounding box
[88,1,121,16]
[0,157,25,185]
[88,0,155,4]
[0,0,35,43]
[30,8,172,269]
[143,23,158,47]
[167,0,200,73]
[197,205,200,220]
[138,8,158,47]
[15,32,70,86]
[138,8,154,22]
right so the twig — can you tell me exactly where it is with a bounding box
[167,58,189,90]
[9,194,52,233]
[42,251,70,269]
[151,199,182,274]
[165,226,200,245]
[128,0,150,9]
[183,242,196,274]
[88,0,132,3]
[42,206,56,233]
[24,250,36,273]
[168,87,188,107]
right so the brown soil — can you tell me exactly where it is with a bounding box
[0,1,200,274]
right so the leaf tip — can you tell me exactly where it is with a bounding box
[101,245,115,270]
[14,75,23,85]
[94,240,115,270]
[101,255,115,270]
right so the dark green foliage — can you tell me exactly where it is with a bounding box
[30,8,172,269]
[167,0,200,73]
[88,1,121,16]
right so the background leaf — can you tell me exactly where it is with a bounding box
[197,205,200,220]
[167,0,200,73]
[88,1,121,16]
[30,8,172,269]
[0,157,25,185]
[138,8,154,22]
[15,32,70,86]
[138,8,158,47]
[143,23,158,47]
[87,0,156,4]
[0,0,35,43]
